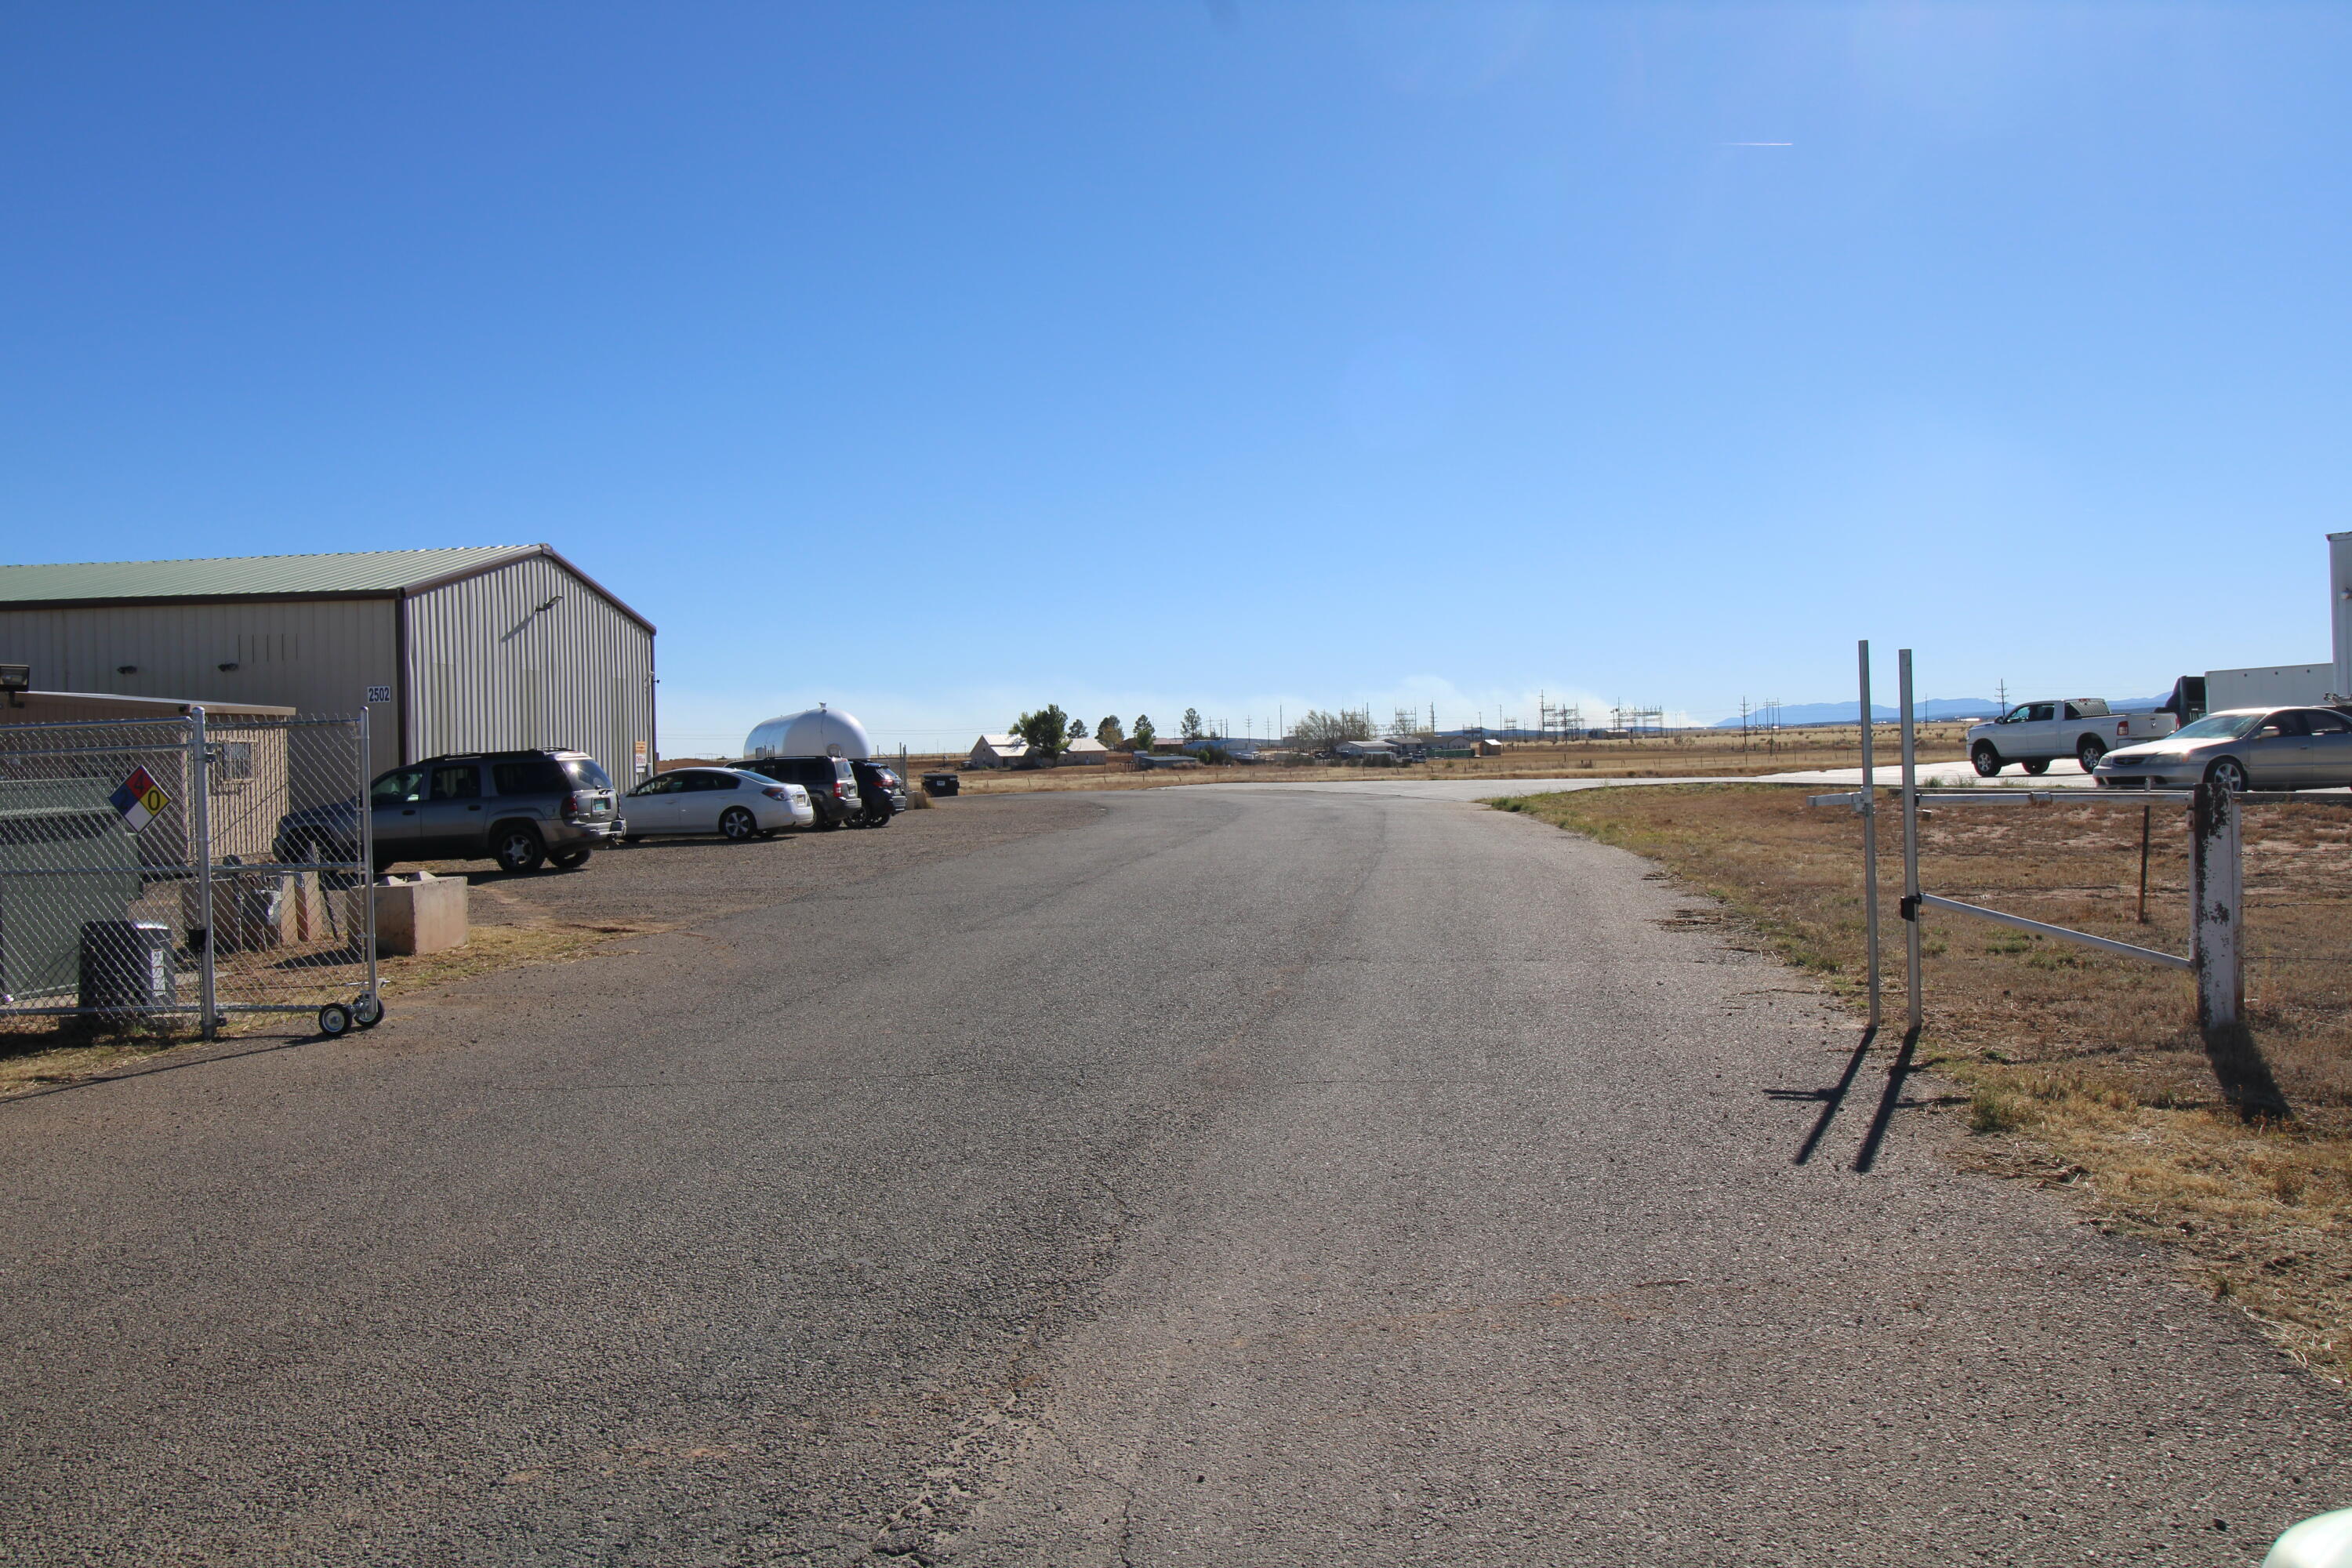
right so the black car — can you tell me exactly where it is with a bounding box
[850,760,908,827]
[735,755,862,830]
[276,749,622,873]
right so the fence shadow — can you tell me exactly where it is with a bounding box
[0,1031,327,1108]
[1852,1025,1921,1174]
[1766,1024,1880,1166]
[2201,1023,2292,1121]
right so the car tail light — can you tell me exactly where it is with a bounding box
[762,786,789,801]
[835,781,853,801]
[2117,720,2128,737]
[561,790,581,817]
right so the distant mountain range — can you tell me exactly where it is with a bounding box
[1710,696,2168,728]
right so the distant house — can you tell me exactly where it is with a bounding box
[1333,739,1398,759]
[1058,737,1112,767]
[967,734,1032,769]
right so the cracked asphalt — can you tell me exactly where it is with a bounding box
[3,785,2347,1565]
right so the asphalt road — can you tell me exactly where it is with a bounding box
[3,785,2347,1565]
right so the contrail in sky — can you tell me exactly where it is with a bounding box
[1723,141,1793,147]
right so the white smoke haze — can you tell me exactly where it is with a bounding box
[656,677,1710,757]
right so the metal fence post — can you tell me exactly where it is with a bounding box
[358,707,378,1007]
[1898,650,1922,1034]
[1858,639,1881,1030]
[2190,782,2243,1033]
[190,706,216,1040]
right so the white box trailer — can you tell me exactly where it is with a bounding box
[2205,662,2336,710]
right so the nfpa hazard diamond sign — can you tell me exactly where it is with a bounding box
[110,766,169,833]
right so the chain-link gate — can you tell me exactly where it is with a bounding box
[0,707,380,1040]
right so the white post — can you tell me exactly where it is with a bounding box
[1859,640,1881,1030]
[2330,530,2351,703]
[190,706,216,1040]
[2190,782,2243,1033]
[1899,650,1921,1035]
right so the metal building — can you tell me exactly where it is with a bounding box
[0,546,655,783]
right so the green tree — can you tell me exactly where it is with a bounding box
[1290,707,1375,744]
[1181,707,1204,740]
[1067,715,1091,742]
[1131,713,1156,750]
[1012,704,1072,760]
[1095,714,1125,748]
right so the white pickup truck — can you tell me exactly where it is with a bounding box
[1967,699,2177,776]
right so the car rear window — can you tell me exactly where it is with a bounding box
[561,757,615,790]
[493,758,567,795]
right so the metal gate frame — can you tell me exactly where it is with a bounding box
[0,705,378,1039]
[1808,644,2296,1040]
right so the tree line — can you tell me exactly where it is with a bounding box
[1007,703,1381,760]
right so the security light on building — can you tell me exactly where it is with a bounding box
[0,545,655,783]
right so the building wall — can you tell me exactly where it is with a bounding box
[0,598,402,775]
[403,554,655,786]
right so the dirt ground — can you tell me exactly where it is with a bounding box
[1495,782,2352,1384]
[0,793,1103,1098]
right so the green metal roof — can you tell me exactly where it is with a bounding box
[0,546,536,604]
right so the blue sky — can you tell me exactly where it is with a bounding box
[5,4,2347,750]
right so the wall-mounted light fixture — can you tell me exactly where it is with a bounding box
[116,665,138,675]
[217,662,239,672]
[0,663,27,707]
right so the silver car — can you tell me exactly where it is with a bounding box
[2092,706,2352,792]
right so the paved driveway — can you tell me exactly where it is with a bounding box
[2,786,2343,1564]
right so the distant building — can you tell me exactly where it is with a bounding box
[1058,737,1112,767]
[746,705,871,760]
[967,734,1032,769]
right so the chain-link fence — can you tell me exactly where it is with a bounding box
[0,709,379,1040]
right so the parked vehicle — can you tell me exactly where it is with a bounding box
[1966,699,2177,777]
[621,767,810,840]
[2093,706,2352,792]
[734,755,862,829]
[850,760,908,827]
[276,749,622,874]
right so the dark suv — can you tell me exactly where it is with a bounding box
[737,755,861,830]
[850,760,908,827]
[280,750,623,873]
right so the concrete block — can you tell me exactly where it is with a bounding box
[373,873,468,956]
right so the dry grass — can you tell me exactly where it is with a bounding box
[915,724,1973,796]
[1494,782,2352,1381]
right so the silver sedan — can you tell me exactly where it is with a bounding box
[2092,706,2352,792]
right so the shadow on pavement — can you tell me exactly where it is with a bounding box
[1852,1026,1920,1174]
[0,1033,327,1109]
[1766,1023,1880,1166]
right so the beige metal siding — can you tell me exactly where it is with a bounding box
[402,554,653,784]
[0,600,401,777]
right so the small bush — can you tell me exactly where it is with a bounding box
[1969,1087,2031,1134]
